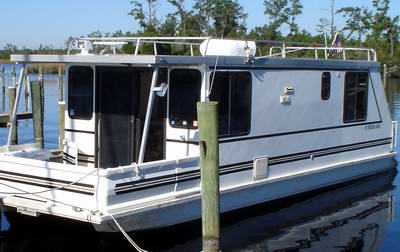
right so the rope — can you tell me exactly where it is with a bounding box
[0,167,147,251]
[109,214,149,252]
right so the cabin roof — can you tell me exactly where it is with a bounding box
[11,54,380,71]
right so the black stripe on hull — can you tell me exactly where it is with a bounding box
[0,168,95,196]
[220,121,383,144]
[65,129,95,135]
[114,138,392,194]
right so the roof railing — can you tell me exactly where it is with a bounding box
[67,37,377,62]
[263,43,376,61]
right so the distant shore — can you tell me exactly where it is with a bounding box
[0,61,64,74]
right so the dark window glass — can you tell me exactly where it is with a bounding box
[169,69,202,129]
[343,72,369,123]
[209,72,251,137]
[321,72,331,100]
[68,66,94,120]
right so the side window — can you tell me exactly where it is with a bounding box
[209,72,251,137]
[343,72,369,123]
[169,69,202,129]
[321,72,331,100]
[68,66,94,120]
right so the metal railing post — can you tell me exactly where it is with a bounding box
[138,68,159,164]
[6,65,26,150]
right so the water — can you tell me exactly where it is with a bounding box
[0,65,400,251]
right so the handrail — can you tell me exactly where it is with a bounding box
[262,45,376,61]
[68,36,378,61]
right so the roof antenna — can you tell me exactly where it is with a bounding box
[207,8,230,98]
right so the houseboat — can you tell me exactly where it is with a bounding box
[0,37,397,232]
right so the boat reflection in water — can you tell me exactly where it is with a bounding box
[168,167,397,252]
[0,166,397,252]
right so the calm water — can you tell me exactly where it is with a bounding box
[0,65,399,251]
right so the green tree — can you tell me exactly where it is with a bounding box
[370,0,399,57]
[337,7,372,43]
[287,0,303,36]
[264,0,289,31]
[193,0,247,37]
[128,0,159,32]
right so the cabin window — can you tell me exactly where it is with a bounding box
[68,66,94,120]
[321,72,331,100]
[209,72,252,137]
[343,72,369,123]
[169,69,202,129]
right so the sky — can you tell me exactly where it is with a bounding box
[0,0,399,49]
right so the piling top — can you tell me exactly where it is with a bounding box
[197,102,219,113]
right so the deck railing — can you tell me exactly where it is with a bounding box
[68,37,377,62]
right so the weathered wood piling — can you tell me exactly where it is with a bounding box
[58,66,64,101]
[383,64,388,88]
[0,65,5,111]
[31,81,44,148]
[8,87,18,145]
[197,101,220,252]
[58,101,65,149]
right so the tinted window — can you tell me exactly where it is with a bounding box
[209,72,251,137]
[169,69,202,129]
[68,66,94,120]
[321,72,331,100]
[343,72,369,123]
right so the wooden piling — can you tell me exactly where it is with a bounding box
[58,67,64,101]
[11,65,16,87]
[197,101,220,252]
[23,67,29,111]
[58,101,65,149]
[38,67,44,117]
[383,64,388,88]
[0,65,5,111]
[31,81,44,148]
[8,87,18,145]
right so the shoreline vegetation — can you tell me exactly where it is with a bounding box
[0,0,399,75]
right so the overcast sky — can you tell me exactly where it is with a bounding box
[0,0,398,48]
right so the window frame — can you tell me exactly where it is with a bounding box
[168,68,202,129]
[67,65,94,120]
[321,72,331,100]
[343,71,369,123]
[209,71,252,138]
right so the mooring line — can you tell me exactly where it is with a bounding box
[109,214,149,252]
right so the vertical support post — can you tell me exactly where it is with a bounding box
[197,101,220,252]
[138,68,159,164]
[383,64,388,88]
[31,81,44,149]
[58,66,64,101]
[38,67,44,117]
[282,43,286,58]
[8,87,18,145]
[6,65,25,150]
[134,39,141,55]
[23,67,29,111]
[12,65,16,87]
[58,101,65,149]
[0,65,5,111]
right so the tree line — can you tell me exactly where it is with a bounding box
[1,0,399,67]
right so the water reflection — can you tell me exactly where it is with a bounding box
[0,169,396,252]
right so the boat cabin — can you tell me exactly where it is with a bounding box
[9,37,391,171]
